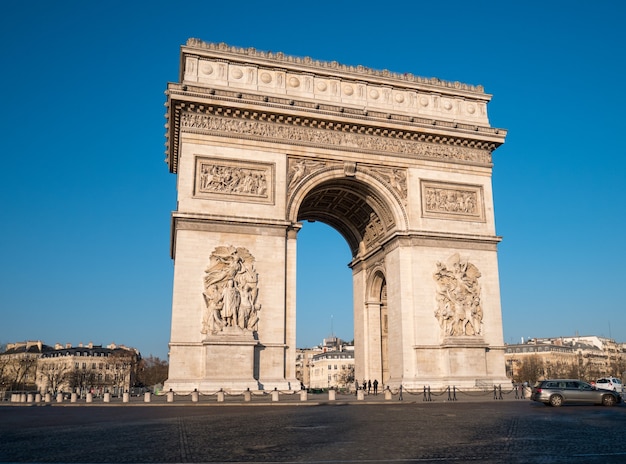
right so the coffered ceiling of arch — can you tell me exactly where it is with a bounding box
[297,179,394,257]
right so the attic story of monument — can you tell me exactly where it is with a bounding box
[163,39,508,392]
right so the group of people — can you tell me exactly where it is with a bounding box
[356,379,379,395]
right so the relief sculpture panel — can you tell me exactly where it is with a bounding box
[201,246,261,336]
[195,157,274,204]
[421,181,484,222]
[433,253,483,337]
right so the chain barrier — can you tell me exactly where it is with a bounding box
[4,383,531,404]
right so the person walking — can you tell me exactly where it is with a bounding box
[367,380,372,394]
[373,379,378,395]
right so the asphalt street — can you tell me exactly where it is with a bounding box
[1,399,625,464]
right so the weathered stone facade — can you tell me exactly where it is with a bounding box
[164,40,509,392]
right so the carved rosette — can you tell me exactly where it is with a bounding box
[433,253,483,337]
[201,246,261,336]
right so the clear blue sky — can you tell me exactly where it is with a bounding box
[1,1,625,360]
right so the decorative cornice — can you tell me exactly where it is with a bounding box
[166,95,500,173]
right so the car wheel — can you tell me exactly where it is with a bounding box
[549,394,563,407]
[602,394,616,407]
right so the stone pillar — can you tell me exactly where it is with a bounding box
[44,393,51,403]
[271,389,279,402]
[27,393,34,403]
[86,393,93,403]
[104,392,111,403]
[191,390,199,402]
[384,388,392,400]
[328,389,336,401]
[217,390,225,402]
[35,393,42,403]
[300,390,308,402]
[244,389,251,402]
[122,392,130,403]
[20,393,27,403]
[357,390,365,401]
[71,393,78,403]
[144,392,151,402]
[167,390,174,403]
[56,393,63,403]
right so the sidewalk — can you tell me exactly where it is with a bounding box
[3,385,533,406]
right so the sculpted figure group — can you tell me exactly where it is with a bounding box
[433,253,483,337]
[201,246,261,336]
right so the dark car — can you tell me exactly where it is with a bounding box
[531,379,621,407]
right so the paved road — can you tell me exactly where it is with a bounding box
[1,400,625,463]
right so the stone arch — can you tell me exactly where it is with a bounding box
[364,265,389,385]
[288,164,408,258]
[163,39,509,393]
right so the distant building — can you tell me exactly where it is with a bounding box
[309,349,355,390]
[0,341,140,396]
[504,335,625,383]
[296,337,355,390]
[0,341,52,392]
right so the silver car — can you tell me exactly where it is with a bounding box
[531,379,621,407]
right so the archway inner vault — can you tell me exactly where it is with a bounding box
[297,178,395,258]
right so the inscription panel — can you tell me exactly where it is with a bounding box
[194,156,274,204]
[421,181,484,222]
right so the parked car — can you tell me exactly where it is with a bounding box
[531,379,621,407]
[595,377,623,393]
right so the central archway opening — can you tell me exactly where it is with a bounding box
[296,221,353,349]
[291,175,399,390]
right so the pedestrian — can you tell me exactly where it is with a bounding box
[354,380,359,396]
[368,380,372,394]
[373,379,378,395]
[362,380,367,393]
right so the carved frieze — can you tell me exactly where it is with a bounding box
[421,181,484,222]
[201,246,261,336]
[180,111,492,166]
[433,253,483,337]
[194,156,274,204]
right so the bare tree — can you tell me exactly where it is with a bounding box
[516,355,544,385]
[136,356,169,388]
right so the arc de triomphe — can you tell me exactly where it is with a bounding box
[163,39,509,392]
